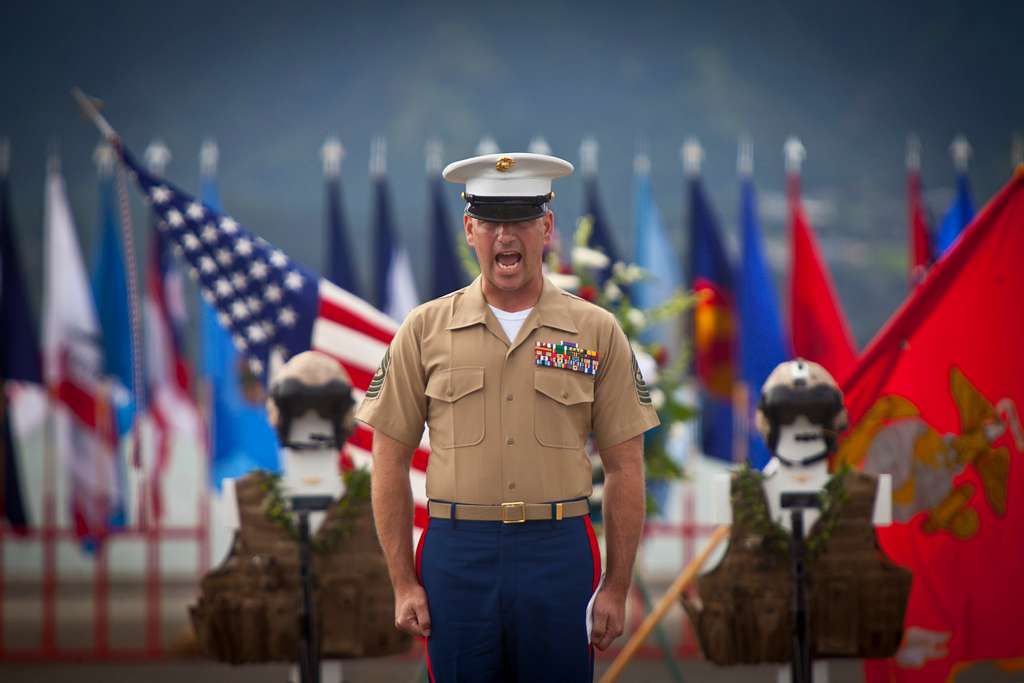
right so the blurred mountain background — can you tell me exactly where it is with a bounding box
[1,0,1021,346]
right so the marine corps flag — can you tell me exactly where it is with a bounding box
[837,169,1024,681]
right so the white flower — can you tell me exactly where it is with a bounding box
[571,246,610,270]
[603,281,622,302]
[612,261,645,284]
[631,346,659,386]
[650,388,666,410]
[547,272,581,291]
[626,308,647,330]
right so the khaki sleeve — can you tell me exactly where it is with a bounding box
[354,312,427,449]
[591,316,660,450]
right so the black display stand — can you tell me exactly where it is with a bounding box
[290,494,334,683]
[780,492,822,683]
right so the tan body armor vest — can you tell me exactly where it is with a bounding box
[682,469,912,665]
[190,472,409,663]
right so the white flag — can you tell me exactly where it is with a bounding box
[385,246,420,322]
[41,160,121,538]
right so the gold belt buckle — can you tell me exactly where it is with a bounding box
[501,501,526,524]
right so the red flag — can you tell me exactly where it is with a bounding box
[787,173,857,383]
[908,167,933,289]
[837,170,1024,681]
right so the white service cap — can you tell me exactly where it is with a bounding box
[442,152,574,222]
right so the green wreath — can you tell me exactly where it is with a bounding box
[731,463,850,561]
[255,468,372,554]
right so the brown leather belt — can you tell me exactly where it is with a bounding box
[427,499,590,523]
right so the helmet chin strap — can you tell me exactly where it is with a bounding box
[284,433,339,450]
[775,449,830,468]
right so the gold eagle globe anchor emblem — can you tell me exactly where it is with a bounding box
[495,156,515,172]
[837,367,1023,540]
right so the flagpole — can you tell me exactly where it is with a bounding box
[71,88,118,143]
[41,152,60,656]
[197,139,217,574]
[734,137,753,465]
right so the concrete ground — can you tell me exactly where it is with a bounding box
[1,576,864,682]
[3,578,1011,682]
[0,658,865,683]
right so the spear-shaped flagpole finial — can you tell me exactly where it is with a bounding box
[370,136,387,177]
[784,136,806,175]
[476,136,500,155]
[633,144,651,176]
[200,138,219,179]
[906,135,922,172]
[71,88,118,142]
[682,137,703,178]
[528,136,552,155]
[0,138,9,178]
[737,135,754,178]
[321,136,344,178]
[94,141,116,177]
[144,140,171,175]
[1012,133,1024,170]
[579,137,598,177]
[425,138,443,175]
[950,134,971,173]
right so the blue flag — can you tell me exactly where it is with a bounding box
[371,174,393,310]
[688,177,736,462]
[633,158,684,350]
[324,171,362,297]
[1,173,40,529]
[428,175,467,299]
[934,173,975,256]
[737,176,790,469]
[91,172,137,434]
[89,171,133,531]
[199,176,280,489]
[371,167,418,320]
[583,177,623,283]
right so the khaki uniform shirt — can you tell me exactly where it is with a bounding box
[355,276,660,505]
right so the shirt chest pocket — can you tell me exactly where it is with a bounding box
[425,367,486,449]
[533,370,594,449]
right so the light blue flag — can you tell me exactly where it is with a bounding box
[632,156,683,350]
[89,170,133,532]
[934,173,975,256]
[737,176,791,469]
[199,177,280,489]
[91,173,137,434]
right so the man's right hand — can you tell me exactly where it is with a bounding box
[394,583,432,637]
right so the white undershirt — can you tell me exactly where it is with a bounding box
[488,305,533,343]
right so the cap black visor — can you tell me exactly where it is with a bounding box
[464,194,550,223]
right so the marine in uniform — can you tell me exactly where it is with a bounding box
[356,152,659,682]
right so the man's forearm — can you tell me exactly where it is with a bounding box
[600,435,646,595]
[370,430,419,591]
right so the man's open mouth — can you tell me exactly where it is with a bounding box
[495,250,522,273]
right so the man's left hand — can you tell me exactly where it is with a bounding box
[589,586,626,651]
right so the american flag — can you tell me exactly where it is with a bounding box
[119,148,431,531]
[143,207,201,520]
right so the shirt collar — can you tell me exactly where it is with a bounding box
[447,275,578,334]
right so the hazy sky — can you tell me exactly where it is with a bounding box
[2,0,1022,345]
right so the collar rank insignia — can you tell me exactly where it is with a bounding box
[535,340,599,376]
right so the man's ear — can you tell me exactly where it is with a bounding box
[542,211,554,247]
[464,214,476,247]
